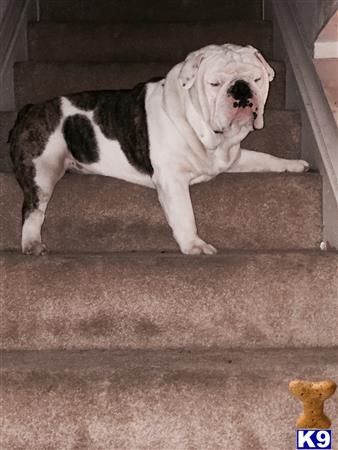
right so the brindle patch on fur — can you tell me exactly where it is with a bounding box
[62,114,99,164]
[67,91,109,111]
[67,82,154,175]
[8,98,61,221]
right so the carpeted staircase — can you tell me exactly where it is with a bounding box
[1,1,337,448]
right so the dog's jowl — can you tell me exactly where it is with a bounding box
[9,43,310,256]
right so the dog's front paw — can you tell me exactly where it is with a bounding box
[284,159,310,173]
[181,237,217,255]
[22,241,47,256]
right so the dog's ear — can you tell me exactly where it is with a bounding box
[246,46,275,82]
[243,45,275,82]
[255,50,275,81]
[178,48,206,89]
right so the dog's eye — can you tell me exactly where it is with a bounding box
[209,82,220,87]
[254,77,262,83]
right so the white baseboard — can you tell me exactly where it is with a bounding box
[315,41,338,59]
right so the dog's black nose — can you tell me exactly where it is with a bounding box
[228,80,253,108]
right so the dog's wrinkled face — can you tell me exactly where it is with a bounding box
[178,44,275,133]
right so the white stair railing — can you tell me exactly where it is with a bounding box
[271,0,338,248]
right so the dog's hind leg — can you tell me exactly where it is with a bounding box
[21,189,50,256]
[8,99,65,255]
[21,136,66,255]
[21,161,64,255]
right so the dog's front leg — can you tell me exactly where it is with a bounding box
[228,149,310,173]
[153,173,217,255]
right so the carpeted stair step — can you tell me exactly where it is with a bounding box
[1,251,337,350]
[39,0,263,22]
[0,173,321,252]
[1,347,337,450]
[14,60,285,109]
[0,109,301,173]
[28,21,273,63]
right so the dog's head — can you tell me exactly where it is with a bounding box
[177,44,275,133]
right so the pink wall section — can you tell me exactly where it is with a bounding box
[317,10,338,42]
[314,59,338,125]
[314,11,338,125]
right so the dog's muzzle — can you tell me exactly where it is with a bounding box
[228,80,253,108]
[227,79,263,129]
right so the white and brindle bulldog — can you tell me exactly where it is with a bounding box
[9,43,309,256]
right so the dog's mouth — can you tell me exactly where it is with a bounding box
[229,97,263,130]
[252,111,259,129]
[213,110,259,134]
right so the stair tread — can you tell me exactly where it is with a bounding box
[1,250,337,350]
[39,0,263,22]
[2,347,337,450]
[14,60,285,109]
[28,20,273,62]
[0,173,322,252]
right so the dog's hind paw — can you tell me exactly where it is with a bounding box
[22,241,47,256]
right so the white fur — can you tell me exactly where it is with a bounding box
[144,44,308,254]
[26,44,309,255]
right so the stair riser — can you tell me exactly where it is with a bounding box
[0,112,16,172]
[0,173,321,252]
[40,0,263,22]
[14,61,285,109]
[28,22,273,62]
[1,253,337,350]
[1,349,337,450]
[0,109,301,173]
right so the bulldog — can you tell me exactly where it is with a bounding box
[9,43,309,256]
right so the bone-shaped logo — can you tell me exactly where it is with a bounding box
[289,379,337,429]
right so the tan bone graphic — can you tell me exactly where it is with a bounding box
[289,379,337,429]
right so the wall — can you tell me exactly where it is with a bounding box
[315,10,338,58]
[0,0,39,110]
[294,0,338,54]
[0,0,12,23]
[314,11,338,126]
[266,0,338,53]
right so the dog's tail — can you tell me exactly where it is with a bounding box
[7,103,33,144]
